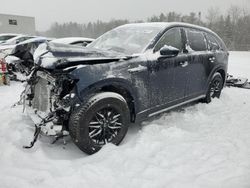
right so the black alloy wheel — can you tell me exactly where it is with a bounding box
[88,107,123,145]
[69,92,130,155]
[203,72,224,103]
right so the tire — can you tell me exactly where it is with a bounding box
[69,92,130,155]
[203,72,224,103]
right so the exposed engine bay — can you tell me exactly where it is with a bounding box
[22,69,79,148]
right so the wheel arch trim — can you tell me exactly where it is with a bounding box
[78,78,140,122]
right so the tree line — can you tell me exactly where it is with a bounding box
[40,5,250,51]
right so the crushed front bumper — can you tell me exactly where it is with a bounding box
[22,75,71,148]
[25,106,65,136]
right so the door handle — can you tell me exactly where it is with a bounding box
[209,57,216,63]
[128,65,147,73]
[179,61,189,67]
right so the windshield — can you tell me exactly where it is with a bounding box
[88,24,165,55]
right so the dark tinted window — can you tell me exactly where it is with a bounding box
[32,41,44,48]
[186,29,207,51]
[0,35,16,41]
[16,37,34,44]
[71,41,86,46]
[206,34,221,51]
[9,19,17,25]
[154,28,183,52]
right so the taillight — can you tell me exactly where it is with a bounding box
[0,58,7,73]
[0,58,10,85]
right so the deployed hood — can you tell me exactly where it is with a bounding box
[0,45,15,58]
[0,44,15,51]
[5,55,20,65]
[9,38,47,61]
[34,42,133,70]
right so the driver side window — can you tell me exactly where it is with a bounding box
[154,28,183,52]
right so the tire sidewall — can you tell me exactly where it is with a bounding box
[70,94,130,154]
[205,72,223,103]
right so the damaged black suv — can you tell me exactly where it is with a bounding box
[24,22,228,154]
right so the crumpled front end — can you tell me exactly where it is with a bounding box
[22,42,125,148]
[24,69,79,144]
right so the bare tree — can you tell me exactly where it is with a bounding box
[228,5,242,24]
[206,7,220,27]
[42,6,250,51]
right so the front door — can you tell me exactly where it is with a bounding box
[147,27,189,110]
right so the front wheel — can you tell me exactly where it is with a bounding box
[69,92,130,155]
[203,72,224,103]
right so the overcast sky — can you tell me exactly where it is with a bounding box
[0,0,249,31]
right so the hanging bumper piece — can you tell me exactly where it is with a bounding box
[226,75,250,89]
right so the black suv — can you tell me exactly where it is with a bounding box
[24,22,228,154]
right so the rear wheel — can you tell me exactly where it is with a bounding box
[203,72,224,103]
[69,92,130,155]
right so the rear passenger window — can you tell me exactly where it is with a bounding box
[186,29,207,51]
[154,28,183,52]
[206,34,221,51]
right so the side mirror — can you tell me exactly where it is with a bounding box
[82,42,88,47]
[211,45,219,51]
[159,45,179,57]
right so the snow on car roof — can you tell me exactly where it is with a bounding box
[116,22,169,31]
[167,22,216,34]
[0,33,19,37]
[51,37,94,45]
[5,35,27,40]
[0,36,45,51]
[2,35,28,44]
[17,37,48,45]
[120,22,215,34]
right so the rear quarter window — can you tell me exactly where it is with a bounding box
[186,29,207,51]
[206,34,221,51]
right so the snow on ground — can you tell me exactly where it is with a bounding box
[0,51,250,188]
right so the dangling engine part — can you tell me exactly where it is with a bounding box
[16,68,74,148]
[226,74,250,89]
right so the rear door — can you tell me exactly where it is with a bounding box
[205,33,228,66]
[183,28,210,98]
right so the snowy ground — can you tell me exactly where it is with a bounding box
[0,51,250,188]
